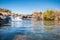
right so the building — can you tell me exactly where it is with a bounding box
[54,11,60,21]
[32,11,43,20]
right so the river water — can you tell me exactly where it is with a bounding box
[0,20,60,40]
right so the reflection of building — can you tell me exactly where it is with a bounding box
[32,21,45,33]
[54,21,60,26]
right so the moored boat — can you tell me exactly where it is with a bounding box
[11,17,22,21]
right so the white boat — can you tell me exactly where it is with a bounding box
[11,17,22,21]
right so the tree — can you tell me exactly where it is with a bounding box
[44,10,55,20]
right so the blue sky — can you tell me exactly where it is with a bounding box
[0,0,60,14]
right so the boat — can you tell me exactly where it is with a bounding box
[11,17,22,21]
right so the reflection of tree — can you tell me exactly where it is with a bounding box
[44,21,60,26]
[44,21,54,26]
[44,27,55,32]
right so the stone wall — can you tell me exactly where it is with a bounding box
[54,11,60,21]
[32,11,43,20]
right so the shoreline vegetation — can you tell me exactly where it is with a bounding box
[0,8,60,21]
[0,8,60,27]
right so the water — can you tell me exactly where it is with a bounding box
[0,20,60,40]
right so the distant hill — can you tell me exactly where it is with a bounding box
[0,8,11,15]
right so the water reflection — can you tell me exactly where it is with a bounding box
[54,21,60,26]
[13,35,27,40]
[0,20,60,40]
[32,21,45,33]
[11,21,23,27]
[44,21,60,26]
[43,21,60,35]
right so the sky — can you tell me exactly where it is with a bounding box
[0,0,60,14]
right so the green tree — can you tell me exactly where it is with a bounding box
[44,10,55,20]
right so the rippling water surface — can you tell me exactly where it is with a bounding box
[0,20,60,40]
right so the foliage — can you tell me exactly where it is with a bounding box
[44,10,55,20]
